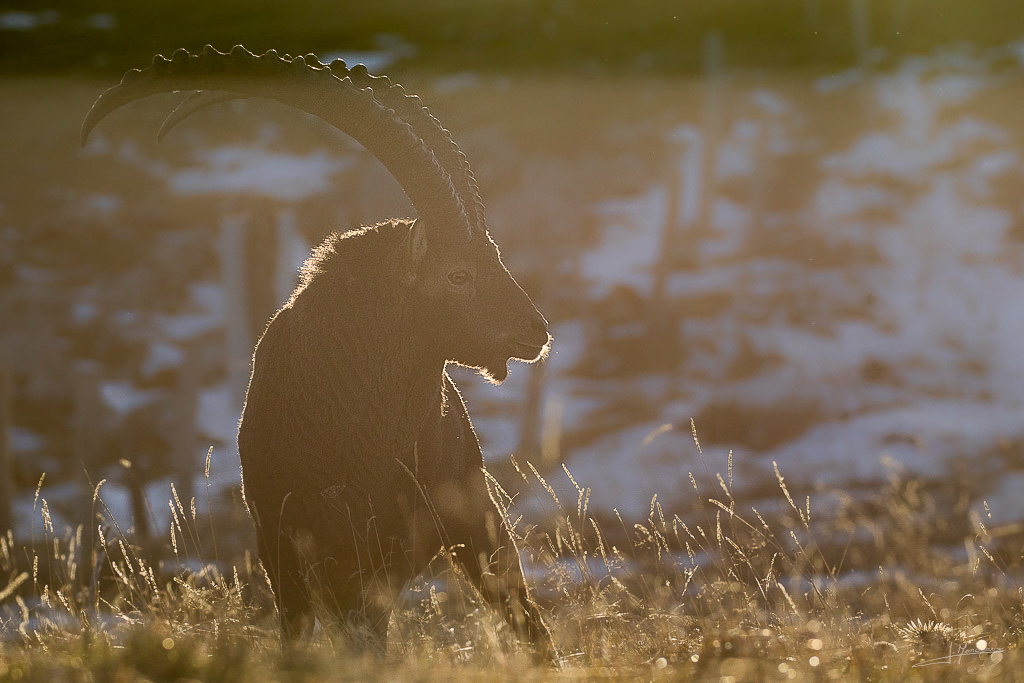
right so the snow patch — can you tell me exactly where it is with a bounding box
[170,147,355,201]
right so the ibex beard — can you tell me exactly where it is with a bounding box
[82,45,555,659]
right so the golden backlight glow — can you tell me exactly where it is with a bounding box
[1,2,1023,675]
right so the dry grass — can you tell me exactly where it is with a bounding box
[0,448,1021,682]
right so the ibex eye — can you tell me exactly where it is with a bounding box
[447,269,471,286]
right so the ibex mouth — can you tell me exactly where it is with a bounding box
[508,340,550,363]
[478,341,548,385]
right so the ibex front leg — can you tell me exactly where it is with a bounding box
[444,481,557,662]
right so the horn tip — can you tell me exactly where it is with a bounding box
[155,123,170,142]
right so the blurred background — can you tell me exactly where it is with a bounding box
[2,0,1024,558]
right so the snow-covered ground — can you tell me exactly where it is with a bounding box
[462,46,1024,519]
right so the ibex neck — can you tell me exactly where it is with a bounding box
[291,276,446,450]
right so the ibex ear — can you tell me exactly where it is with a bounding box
[401,218,428,285]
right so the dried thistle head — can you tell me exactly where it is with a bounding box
[895,619,966,648]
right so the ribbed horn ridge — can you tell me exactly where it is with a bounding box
[81,45,470,240]
[328,59,487,236]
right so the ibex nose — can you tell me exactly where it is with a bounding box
[529,314,549,339]
[525,313,550,348]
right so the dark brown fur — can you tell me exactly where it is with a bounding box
[79,46,553,656]
[238,220,552,653]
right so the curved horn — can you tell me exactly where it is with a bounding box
[331,60,486,235]
[141,53,487,236]
[157,90,246,141]
[81,45,470,241]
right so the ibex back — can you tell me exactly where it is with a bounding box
[82,45,553,656]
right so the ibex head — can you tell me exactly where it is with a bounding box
[81,45,549,383]
[398,219,549,382]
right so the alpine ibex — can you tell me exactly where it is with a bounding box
[82,45,553,656]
